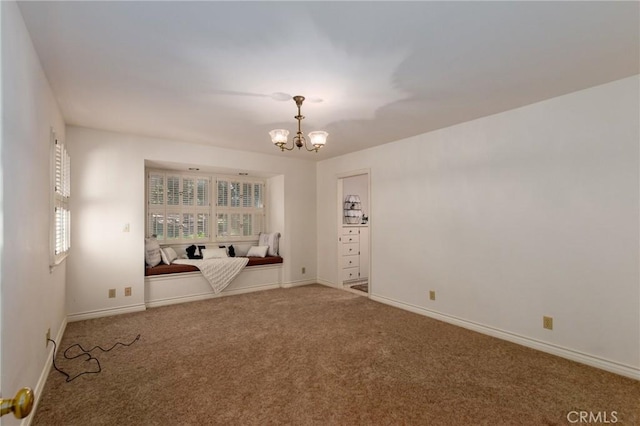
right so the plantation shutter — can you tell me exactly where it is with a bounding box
[52,135,71,264]
[145,172,263,243]
[215,177,265,239]
[147,172,211,243]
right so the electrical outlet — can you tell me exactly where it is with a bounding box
[429,291,436,301]
[109,288,116,298]
[46,328,51,347]
[543,316,553,330]
[124,287,132,297]
[302,267,306,274]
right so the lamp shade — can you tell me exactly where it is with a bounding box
[269,129,289,145]
[308,131,328,147]
[345,195,361,203]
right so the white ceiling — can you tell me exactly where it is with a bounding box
[18,1,639,161]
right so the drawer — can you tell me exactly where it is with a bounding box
[342,256,360,269]
[342,234,359,244]
[341,243,359,256]
[342,227,359,236]
[341,267,359,282]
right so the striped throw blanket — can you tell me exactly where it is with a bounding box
[173,257,249,293]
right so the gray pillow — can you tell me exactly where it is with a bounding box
[145,237,162,267]
[258,232,280,256]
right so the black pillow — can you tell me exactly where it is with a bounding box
[217,245,235,257]
[186,244,203,259]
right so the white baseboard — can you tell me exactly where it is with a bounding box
[67,303,147,322]
[316,279,341,289]
[371,294,640,381]
[281,279,316,288]
[146,283,280,308]
[24,317,68,426]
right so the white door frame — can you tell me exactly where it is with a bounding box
[336,169,371,294]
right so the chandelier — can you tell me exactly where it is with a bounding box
[269,95,328,153]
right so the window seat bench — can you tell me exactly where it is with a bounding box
[144,256,284,308]
[144,256,283,276]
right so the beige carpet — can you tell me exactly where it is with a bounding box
[33,285,639,425]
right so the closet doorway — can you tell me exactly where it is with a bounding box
[337,170,370,295]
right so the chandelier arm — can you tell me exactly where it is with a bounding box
[277,143,296,151]
[303,142,320,153]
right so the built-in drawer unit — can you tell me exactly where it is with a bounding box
[340,226,368,284]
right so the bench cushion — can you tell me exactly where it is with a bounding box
[145,256,283,276]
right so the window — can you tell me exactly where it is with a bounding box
[147,172,211,243]
[146,170,264,244]
[216,179,264,238]
[51,130,70,265]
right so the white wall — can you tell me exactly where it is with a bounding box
[1,2,67,422]
[66,127,317,318]
[317,76,640,377]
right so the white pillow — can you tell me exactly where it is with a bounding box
[202,247,228,259]
[160,247,178,264]
[145,237,162,267]
[160,248,169,265]
[246,245,268,258]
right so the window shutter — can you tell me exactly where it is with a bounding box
[242,182,252,207]
[63,149,71,197]
[148,173,164,205]
[148,212,164,239]
[167,176,180,206]
[183,178,195,206]
[254,183,264,208]
[52,135,71,264]
[166,212,181,240]
[242,213,252,236]
[217,213,228,236]
[182,213,195,239]
[197,178,209,207]
[54,141,62,195]
[230,181,241,207]
[217,180,228,207]
[197,213,209,238]
[54,207,68,255]
[229,213,241,236]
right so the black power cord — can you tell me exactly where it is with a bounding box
[47,334,140,382]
